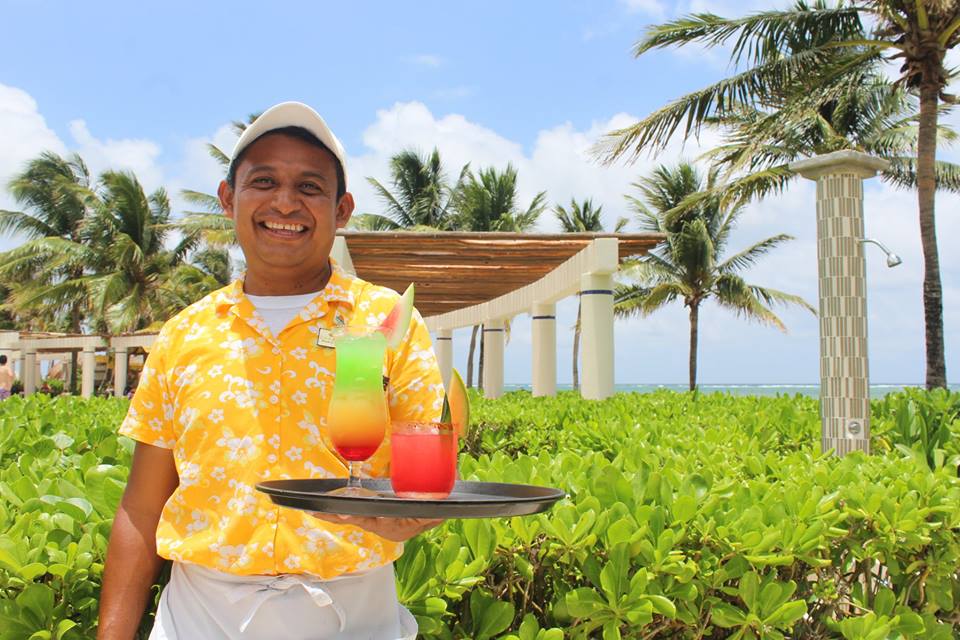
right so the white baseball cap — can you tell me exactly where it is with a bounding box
[229,101,348,188]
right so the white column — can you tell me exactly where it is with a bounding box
[434,329,453,391]
[791,150,889,457]
[113,347,129,398]
[81,347,96,398]
[531,302,556,397]
[24,350,37,395]
[580,273,615,400]
[482,319,505,399]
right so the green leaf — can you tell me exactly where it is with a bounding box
[644,595,677,619]
[764,600,806,628]
[472,593,514,640]
[739,571,760,611]
[873,588,895,617]
[600,543,630,600]
[54,619,78,640]
[17,584,54,628]
[602,620,622,640]
[711,602,747,628]
[672,494,697,524]
[20,562,48,581]
[565,588,605,617]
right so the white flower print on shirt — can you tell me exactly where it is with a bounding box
[215,428,263,462]
[219,337,263,360]
[186,509,209,533]
[180,462,201,488]
[285,446,303,462]
[289,346,308,360]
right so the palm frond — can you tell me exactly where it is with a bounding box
[614,281,685,318]
[597,47,875,163]
[716,233,796,274]
[180,189,224,213]
[636,6,864,64]
[882,157,960,192]
[348,213,402,231]
[0,210,58,238]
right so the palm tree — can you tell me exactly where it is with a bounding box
[554,199,627,390]
[455,165,547,388]
[616,163,815,391]
[354,148,468,230]
[0,152,96,331]
[84,171,214,332]
[599,0,960,389]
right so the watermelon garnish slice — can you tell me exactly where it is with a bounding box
[379,283,415,349]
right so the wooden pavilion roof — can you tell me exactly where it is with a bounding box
[339,231,665,317]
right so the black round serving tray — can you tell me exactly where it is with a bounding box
[256,479,565,519]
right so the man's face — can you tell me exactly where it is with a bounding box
[218,132,354,294]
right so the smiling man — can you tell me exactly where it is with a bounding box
[97,102,445,640]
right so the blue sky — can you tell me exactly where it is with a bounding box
[2,0,958,385]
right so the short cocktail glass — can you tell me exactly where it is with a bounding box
[390,421,457,499]
[326,326,389,497]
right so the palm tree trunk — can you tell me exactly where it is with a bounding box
[466,325,478,388]
[478,325,485,393]
[572,301,581,391]
[69,266,84,333]
[688,303,699,392]
[917,79,947,389]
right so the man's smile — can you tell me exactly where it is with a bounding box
[259,220,309,237]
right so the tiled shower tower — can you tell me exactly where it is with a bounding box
[790,151,889,456]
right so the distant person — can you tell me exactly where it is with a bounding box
[0,355,13,400]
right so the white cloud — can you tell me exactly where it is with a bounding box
[410,54,443,68]
[0,84,67,250]
[619,0,666,16]
[68,119,164,192]
[167,123,238,213]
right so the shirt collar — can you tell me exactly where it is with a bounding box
[213,260,357,318]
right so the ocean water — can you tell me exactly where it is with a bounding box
[501,383,960,399]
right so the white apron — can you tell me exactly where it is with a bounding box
[149,562,417,640]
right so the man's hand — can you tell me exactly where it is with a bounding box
[311,513,443,542]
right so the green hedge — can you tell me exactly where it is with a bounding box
[1,391,958,639]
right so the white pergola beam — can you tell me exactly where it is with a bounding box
[425,238,619,332]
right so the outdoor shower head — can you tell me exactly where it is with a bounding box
[860,238,902,268]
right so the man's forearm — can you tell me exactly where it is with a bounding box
[97,505,167,640]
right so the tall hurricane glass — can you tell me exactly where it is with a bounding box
[326,326,389,497]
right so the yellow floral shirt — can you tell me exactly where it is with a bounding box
[119,263,445,578]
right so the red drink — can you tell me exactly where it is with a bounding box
[390,423,457,499]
